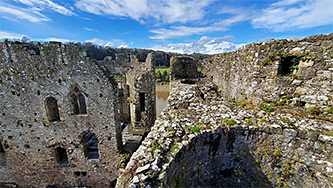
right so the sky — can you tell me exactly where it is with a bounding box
[0,0,332,54]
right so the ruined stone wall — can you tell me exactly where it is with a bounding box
[116,80,332,188]
[201,33,332,120]
[170,56,199,81]
[116,34,333,188]
[126,53,156,134]
[100,52,156,135]
[0,42,121,187]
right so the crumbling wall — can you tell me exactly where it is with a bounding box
[201,33,332,120]
[170,56,200,84]
[100,52,156,135]
[116,80,332,188]
[0,42,121,187]
[126,53,156,134]
[116,34,333,188]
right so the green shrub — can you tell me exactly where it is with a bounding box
[260,104,274,112]
[245,119,253,125]
[273,149,282,158]
[309,107,321,115]
[225,119,237,126]
[151,143,161,153]
[191,126,200,133]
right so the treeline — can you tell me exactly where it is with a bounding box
[156,69,170,83]
[85,44,211,67]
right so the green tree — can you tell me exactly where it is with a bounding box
[156,70,162,82]
[162,70,169,82]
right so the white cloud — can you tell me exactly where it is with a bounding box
[75,0,213,24]
[14,0,75,16]
[0,31,73,43]
[150,7,253,40]
[38,37,73,43]
[0,31,26,40]
[0,4,51,22]
[85,38,132,48]
[154,36,243,54]
[84,27,99,32]
[252,0,333,31]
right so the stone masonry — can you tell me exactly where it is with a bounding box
[116,33,332,188]
[0,41,155,187]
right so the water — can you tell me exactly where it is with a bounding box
[156,84,170,118]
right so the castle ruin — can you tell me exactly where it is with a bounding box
[0,33,332,188]
[0,41,155,187]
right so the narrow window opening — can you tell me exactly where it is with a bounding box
[70,94,79,114]
[55,147,68,167]
[78,94,87,114]
[126,85,130,97]
[45,97,60,122]
[0,141,5,166]
[70,86,87,115]
[84,132,99,161]
[139,93,145,112]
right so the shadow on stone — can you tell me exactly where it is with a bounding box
[164,127,273,188]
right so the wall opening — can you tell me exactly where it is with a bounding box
[55,147,68,167]
[278,55,301,76]
[0,141,5,166]
[70,87,87,115]
[139,93,145,112]
[83,132,100,161]
[45,97,60,122]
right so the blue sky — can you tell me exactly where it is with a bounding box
[0,0,332,54]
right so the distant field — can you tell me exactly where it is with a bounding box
[155,67,170,73]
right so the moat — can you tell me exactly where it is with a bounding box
[155,84,170,118]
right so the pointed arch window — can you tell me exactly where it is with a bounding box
[83,132,99,161]
[70,86,87,115]
[45,97,60,122]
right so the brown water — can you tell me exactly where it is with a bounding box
[156,85,170,118]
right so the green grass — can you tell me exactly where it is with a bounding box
[155,67,170,73]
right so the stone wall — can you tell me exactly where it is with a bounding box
[0,41,156,187]
[116,34,333,188]
[170,56,200,82]
[100,52,156,135]
[0,42,121,187]
[201,33,332,120]
[116,80,332,188]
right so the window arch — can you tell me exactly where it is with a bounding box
[83,132,99,161]
[45,97,60,122]
[70,86,87,115]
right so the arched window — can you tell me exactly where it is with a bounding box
[0,140,5,166]
[83,132,99,161]
[70,86,87,115]
[55,147,68,167]
[45,97,60,122]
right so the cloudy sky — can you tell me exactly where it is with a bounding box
[0,0,332,54]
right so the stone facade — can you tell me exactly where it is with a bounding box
[201,33,332,118]
[0,41,155,187]
[116,34,332,188]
